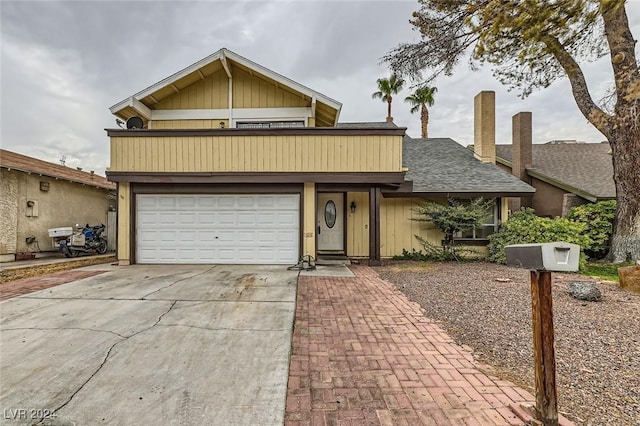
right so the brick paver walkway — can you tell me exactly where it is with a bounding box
[285,265,535,425]
[0,270,107,301]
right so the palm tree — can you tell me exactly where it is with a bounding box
[405,86,437,139]
[372,74,405,122]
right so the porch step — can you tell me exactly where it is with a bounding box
[316,254,351,266]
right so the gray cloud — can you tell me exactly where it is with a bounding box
[1,0,637,174]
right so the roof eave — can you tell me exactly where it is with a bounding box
[526,169,599,202]
[109,48,343,119]
[1,165,115,190]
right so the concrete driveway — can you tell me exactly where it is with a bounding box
[0,265,298,425]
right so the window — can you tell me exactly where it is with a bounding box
[324,201,337,228]
[457,199,500,240]
[236,121,304,129]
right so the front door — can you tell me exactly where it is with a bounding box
[317,193,344,251]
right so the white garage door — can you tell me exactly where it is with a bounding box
[136,194,300,264]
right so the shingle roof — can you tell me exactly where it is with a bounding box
[0,149,115,190]
[495,142,615,200]
[403,138,535,195]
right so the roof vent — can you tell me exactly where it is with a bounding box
[126,116,144,129]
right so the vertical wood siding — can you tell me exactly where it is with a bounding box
[346,196,444,258]
[303,183,316,257]
[346,192,370,257]
[380,197,443,257]
[232,67,309,109]
[117,183,131,264]
[110,135,403,172]
[155,70,229,110]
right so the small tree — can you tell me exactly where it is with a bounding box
[413,198,495,260]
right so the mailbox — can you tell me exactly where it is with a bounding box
[505,242,579,272]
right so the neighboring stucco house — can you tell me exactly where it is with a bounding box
[0,150,116,261]
[106,49,534,265]
[494,112,615,218]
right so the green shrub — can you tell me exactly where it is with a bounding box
[488,209,592,269]
[412,198,495,261]
[567,200,616,259]
[392,248,429,261]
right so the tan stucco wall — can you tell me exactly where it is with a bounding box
[1,169,113,254]
[0,170,19,255]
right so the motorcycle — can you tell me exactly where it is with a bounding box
[53,224,108,258]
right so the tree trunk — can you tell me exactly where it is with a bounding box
[421,104,429,139]
[387,97,393,122]
[607,121,640,262]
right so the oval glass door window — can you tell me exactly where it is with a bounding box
[324,200,337,228]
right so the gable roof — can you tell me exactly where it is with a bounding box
[0,150,115,190]
[402,138,535,197]
[110,48,342,127]
[496,142,615,201]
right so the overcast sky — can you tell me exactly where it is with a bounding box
[1,0,638,175]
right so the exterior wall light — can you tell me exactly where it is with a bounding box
[350,201,356,213]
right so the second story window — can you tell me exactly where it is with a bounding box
[237,121,305,129]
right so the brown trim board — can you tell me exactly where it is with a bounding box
[131,183,303,194]
[108,171,406,185]
[381,190,535,198]
[106,127,407,137]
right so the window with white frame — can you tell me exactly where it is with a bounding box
[457,199,500,240]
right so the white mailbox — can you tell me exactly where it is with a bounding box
[505,242,580,272]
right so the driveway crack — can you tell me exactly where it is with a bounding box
[158,323,288,332]
[48,300,178,417]
[0,327,127,338]
[140,266,216,300]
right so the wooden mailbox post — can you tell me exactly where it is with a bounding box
[505,242,580,426]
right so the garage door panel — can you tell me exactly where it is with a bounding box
[158,198,177,208]
[198,212,215,224]
[136,194,299,264]
[198,197,217,208]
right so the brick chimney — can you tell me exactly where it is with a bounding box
[473,91,495,163]
[512,111,533,209]
[512,112,532,181]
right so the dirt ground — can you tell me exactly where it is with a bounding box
[0,255,117,284]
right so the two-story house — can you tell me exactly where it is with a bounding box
[107,48,534,265]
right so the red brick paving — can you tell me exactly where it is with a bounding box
[0,270,107,301]
[285,265,535,425]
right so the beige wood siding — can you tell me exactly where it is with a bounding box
[110,134,402,173]
[232,66,308,109]
[155,70,229,110]
[345,196,444,258]
[346,192,369,257]
[380,197,443,257]
[117,182,131,265]
[303,183,316,258]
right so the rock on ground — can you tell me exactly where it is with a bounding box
[568,281,602,302]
